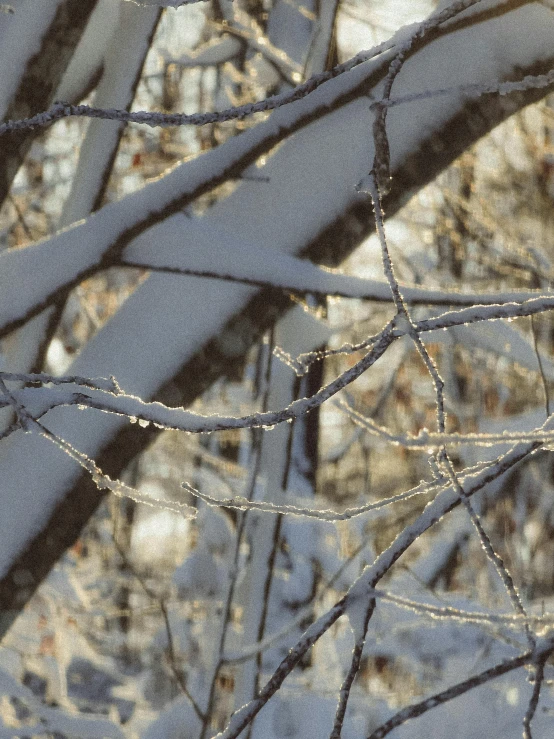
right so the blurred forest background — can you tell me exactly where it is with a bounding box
[1,0,554,737]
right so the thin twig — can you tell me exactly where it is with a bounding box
[200,334,274,738]
[329,599,375,739]
[214,438,542,738]
[368,641,554,739]
[531,314,551,418]
[522,651,549,739]
[368,116,537,673]
[111,538,206,723]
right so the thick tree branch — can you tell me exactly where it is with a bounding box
[0,0,553,640]
[1,59,553,637]
[0,0,97,208]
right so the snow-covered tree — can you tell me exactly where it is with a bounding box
[1,0,554,737]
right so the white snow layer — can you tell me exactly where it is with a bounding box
[0,4,553,578]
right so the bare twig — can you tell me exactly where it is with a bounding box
[531,314,551,418]
[368,639,554,739]
[522,650,549,739]
[112,538,206,723]
[214,438,543,738]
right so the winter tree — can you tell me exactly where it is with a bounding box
[1,0,554,736]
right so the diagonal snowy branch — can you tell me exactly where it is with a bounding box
[213,432,549,738]
[2,0,554,638]
[367,639,554,739]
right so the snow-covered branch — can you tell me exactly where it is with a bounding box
[214,433,547,738]
[367,640,554,739]
[3,3,554,731]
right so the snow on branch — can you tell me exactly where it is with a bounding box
[383,66,554,109]
[0,64,551,137]
[4,291,554,439]
[120,249,554,308]
[213,435,547,738]
[41,423,196,518]
[2,1,551,139]
[0,42,390,135]
[365,587,554,630]
[0,325,396,433]
[0,39,395,337]
[181,477,443,521]
[367,640,554,739]
[2,7,554,722]
[337,398,554,448]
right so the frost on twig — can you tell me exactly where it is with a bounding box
[2,0,554,734]
[367,643,552,739]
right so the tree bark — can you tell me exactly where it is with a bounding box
[0,0,98,208]
[0,58,552,637]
